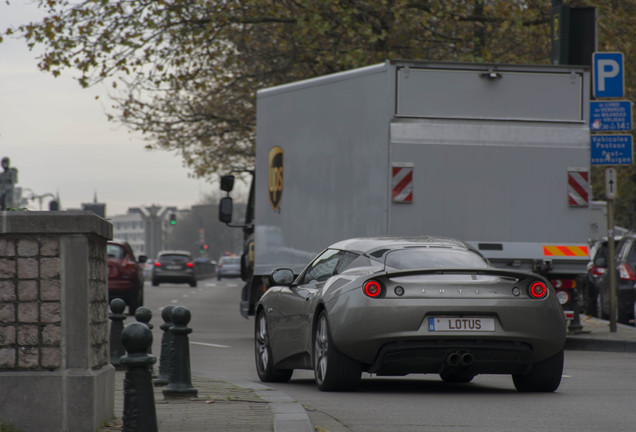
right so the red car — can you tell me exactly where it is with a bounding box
[107,240,147,314]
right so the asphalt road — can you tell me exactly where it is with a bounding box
[139,277,636,432]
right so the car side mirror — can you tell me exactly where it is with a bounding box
[220,175,235,192]
[270,268,295,286]
[138,255,148,263]
[219,197,233,224]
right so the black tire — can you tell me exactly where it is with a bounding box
[128,286,142,315]
[617,306,630,325]
[512,349,563,392]
[217,274,222,281]
[189,279,197,287]
[596,291,608,319]
[584,282,598,316]
[440,371,475,383]
[152,279,159,287]
[254,310,293,382]
[314,311,361,391]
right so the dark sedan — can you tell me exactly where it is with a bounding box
[255,237,566,392]
[595,233,636,324]
[151,250,197,287]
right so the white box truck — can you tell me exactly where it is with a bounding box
[219,60,592,320]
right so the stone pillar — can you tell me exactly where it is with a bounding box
[0,211,114,432]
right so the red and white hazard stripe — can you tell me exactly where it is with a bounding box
[567,170,589,207]
[392,164,413,203]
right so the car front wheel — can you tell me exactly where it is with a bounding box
[313,311,361,391]
[512,349,563,392]
[254,310,292,382]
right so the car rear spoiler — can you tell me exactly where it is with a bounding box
[377,268,544,282]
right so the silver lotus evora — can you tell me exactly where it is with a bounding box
[254,237,566,392]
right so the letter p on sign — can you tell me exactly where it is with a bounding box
[593,52,624,98]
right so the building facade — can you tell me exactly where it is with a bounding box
[110,212,146,257]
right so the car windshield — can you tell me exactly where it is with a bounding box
[107,244,125,259]
[385,247,487,270]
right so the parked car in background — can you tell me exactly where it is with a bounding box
[151,250,197,287]
[583,238,609,315]
[255,237,566,392]
[595,233,636,324]
[107,240,147,314]
[217,255,241,280]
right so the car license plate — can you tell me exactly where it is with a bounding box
[166,265,181,270]
[428,317,495,332]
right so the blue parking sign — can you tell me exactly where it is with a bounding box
[593,52,624,98]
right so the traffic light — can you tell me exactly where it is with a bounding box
[199,244,208,254]
[169,213,176,225]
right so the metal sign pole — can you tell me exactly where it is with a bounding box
[606,168,617,332]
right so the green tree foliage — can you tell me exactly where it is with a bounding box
[2,1,552,174]
[2,1,635,225]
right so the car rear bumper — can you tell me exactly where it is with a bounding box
[152,270,196,283]
[327,295,566,367]
[368,339,532,376]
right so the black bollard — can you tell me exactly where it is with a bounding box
[135,306,153,330]
[135,306,156,377]
[162,306,198,399]
[109,298,128,370]
[121,322,158,432]
[153,305,175,386]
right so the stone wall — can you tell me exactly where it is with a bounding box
[0,211,114,432]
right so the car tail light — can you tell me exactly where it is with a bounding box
[618,263,636,280]
[549,279,576,289]
[363,280,382,298]
[529,281,547,299]
[187,262,194,268]
[588,265,606,278]
[154,261,161,267]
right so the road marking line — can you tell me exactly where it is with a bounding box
[190,341,231,349]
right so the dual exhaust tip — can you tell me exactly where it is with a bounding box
[446,351,474,367]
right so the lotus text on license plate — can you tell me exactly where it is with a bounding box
[428,317,495,332]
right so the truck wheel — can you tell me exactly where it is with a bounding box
[254,311,292,382]
[313,311,361,391]
[512,349,563,392]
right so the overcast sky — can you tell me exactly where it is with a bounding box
[0,2,213,217]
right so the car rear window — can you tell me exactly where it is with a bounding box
[159,254,191,263]
[107,244,125,259]
[222,257,240,264]
[385,247,487,270]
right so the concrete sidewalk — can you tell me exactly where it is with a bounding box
[565,313,636,352]
[100,314,636,432]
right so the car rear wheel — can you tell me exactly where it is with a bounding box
[596,291,607,319]
[313,311,361,391]
[128,286,142,315]
[512,349,563,392]
[254,311,292,382]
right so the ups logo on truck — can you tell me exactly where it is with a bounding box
[268,146,284,212]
